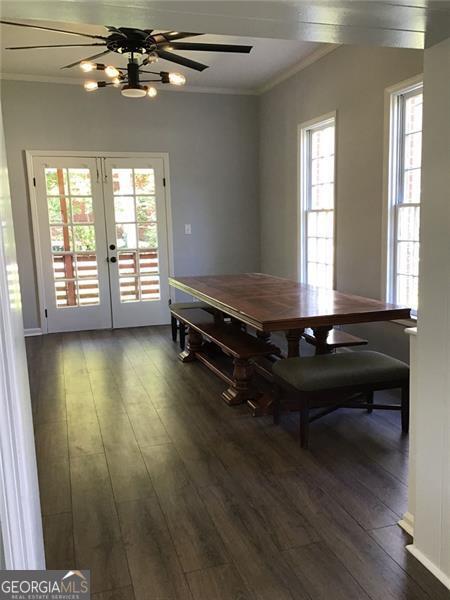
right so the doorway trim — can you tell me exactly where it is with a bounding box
[25,150,175,334]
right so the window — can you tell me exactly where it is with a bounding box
[387,82,423,314]
[300,114,336,288]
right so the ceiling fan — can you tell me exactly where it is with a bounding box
[1,20,253,98]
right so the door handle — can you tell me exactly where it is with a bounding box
[110,256,117,263]
[109,244,116,250]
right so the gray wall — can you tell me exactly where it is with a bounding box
[1,80,260,330]
[259,45,423,361]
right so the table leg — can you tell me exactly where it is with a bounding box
[179,328,203,362]
[312,326,333,355]
[286,329,304,358]
[222,358,253,405]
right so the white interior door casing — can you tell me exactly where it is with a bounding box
[33,156,112,333]
[103,157,171,328]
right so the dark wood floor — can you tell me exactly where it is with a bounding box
[26,327,449,600]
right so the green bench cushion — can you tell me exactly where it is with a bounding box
[170,301,210,311]
[272,351,409,392]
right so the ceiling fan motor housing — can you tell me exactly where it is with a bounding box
[106,27,158,54]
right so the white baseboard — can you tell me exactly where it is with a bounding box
[24,328,42,337]
[406,544,450,590]
[398,512,414,536]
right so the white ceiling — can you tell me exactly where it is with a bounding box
[0,19,328,93]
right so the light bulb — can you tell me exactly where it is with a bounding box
[168,72,186,86]
[147,86,158,98]
[105,65,120,78]
[80,61,95,72]
[112,77,121,87]
[84,80,98,92]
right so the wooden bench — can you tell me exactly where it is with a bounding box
[272,351,409,449]
[171,306,280,406]
[169,301,212,350]
[302,327,367,354]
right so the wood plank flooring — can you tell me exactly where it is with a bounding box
[26,326,449,599]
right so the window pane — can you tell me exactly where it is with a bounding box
[139,251,159,273]
[118,252,137,275]
[311,156,334,185]
[48,197,69,224]
[50,226,72,252]
[311,126,334,158]
[68,168,91,196]
[76,254,98,279]
[397,206,420,241]
[112,169,133,195]
[71,197,94,223]
[397,274,418,311]
[116,224,137,249]
[404,131,422,170]
[403,169,421,204]
[136,196,157,222]
[52,254,75,279]
[45,168,68,196]
[73,225,96,251]
[55,279,77,307]
[141,275,160,301]
[77,279,100,305]
[307,238,317,263]
[120,277,139,302]
[138,224,158,249]
[405,93,423,134]
[397,241,419,276]
[134,169,155,194]
[114,196,135,223]
[311,183,333,210]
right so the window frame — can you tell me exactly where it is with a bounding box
[298,111,337,288]
[383,77,423,318]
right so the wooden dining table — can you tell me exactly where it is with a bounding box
[169,273,411,357]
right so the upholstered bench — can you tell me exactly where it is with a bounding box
[272,351,409,448]
[170,301,211,349]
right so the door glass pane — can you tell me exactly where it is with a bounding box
[73,225,96,251]
[114,196,135,222]
[118,252,137,275]
[72,197,94,223]
[68,168,91,195]
[45,166,99,308]
[112,166,161,302]
[48,197,69,223]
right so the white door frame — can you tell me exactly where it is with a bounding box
[25,150,175,334]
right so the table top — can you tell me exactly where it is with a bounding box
[169,273,411,332]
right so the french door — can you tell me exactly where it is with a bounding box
[32,154,171,333]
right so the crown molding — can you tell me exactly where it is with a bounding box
[0,72,257,95]
[256,44,340,95]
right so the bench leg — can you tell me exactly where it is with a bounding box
[367,390,374,413]
[179,328,203,363]
[171,315,178,342]
[300,401,310,449]
[179,323,186,350]
[401,384,410,434]
[222,358,253,405]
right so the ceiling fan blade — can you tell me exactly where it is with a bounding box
[169,42,252,53]
[152,31,202,43]
[156,49,208,71]
[6,43,106,50]
[0,19,107,40]
[61,49,111,69]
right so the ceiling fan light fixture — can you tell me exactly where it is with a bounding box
[80,61,96,72]
[84,80,98,91]
[168,72,186,86]
[121,84,147,98]
[105,65,120,78]
[147,86,158,98]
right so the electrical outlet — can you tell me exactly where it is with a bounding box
[185,224,192,235]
